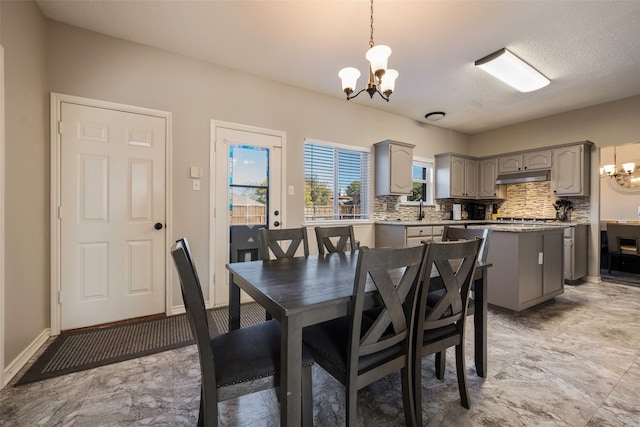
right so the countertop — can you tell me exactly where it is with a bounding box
[376,219,582,232]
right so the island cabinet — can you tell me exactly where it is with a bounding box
[551,143,591,196]
[485,228,564,312]
[374,140,415,196]
[435,153,477,199]
[375,224,444,248]
[498,149,552,173]
[478,158,506,199]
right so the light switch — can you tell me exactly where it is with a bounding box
[190,166,203,178]
[288,185,294,196]
[193,179,201,191]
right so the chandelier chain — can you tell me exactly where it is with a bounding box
[369,0,374,48]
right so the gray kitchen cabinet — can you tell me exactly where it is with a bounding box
[486,228,564,311]
[374,140,415,196]
[551,143,591,196]
[498,149,552,173]
[375,224,444,248]
[564,224,588,281]
[478,157,506,199]
[435,153,477,199]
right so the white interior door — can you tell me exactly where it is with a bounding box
[60,102,166,330]
[212,123,283,307]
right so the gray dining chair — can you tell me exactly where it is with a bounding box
[259,227,309,260]
[413,239,482,423]
[432,226,490,379]
[171,238,314,427]
[259,227,310,320]
[315,225,358,255]
[302,245,426,427]
[441,226,491,262]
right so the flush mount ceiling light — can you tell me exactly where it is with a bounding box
[339,0,398,102]
[425,112,446,121]
[475,48,550,93]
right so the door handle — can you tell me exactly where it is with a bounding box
[154,223,164,230]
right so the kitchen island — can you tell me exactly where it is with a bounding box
[375,220,574,312]
[468,224,568,311]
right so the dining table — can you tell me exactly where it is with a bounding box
[227,250,491,427]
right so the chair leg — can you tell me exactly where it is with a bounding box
[302,365,313,427]
[455,343,470,409]
[197,396,205,427]
[400,365,417,427]
[413,352,423,427]
[346,383,358,427]
[435,351,446,380]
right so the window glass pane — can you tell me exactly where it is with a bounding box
[229,144,268,226]
[230,145,268,186]
[304,141,369,221]
[228,187,267,226]
[408,159,434,203]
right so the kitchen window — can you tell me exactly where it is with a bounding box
[304,139,370,222]
[403,157,434,205]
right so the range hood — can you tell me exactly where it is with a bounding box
[496,170,551,184]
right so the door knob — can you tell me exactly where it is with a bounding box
[154,223,164,230]
[273,221,280,227]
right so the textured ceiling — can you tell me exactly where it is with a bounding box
[36,0,640,135]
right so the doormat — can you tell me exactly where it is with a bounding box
[14,303,265,386]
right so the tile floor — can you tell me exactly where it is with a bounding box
[1,281,639,426]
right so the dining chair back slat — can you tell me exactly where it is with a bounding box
[259,227,309,260]
[315,225,357,255]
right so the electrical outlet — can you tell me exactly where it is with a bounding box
[193,179,201,191]
[288,185,294,196]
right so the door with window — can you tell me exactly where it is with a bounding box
[213,123,283,306]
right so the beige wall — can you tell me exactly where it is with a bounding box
[469,95,640,280]
[1,1,49,365]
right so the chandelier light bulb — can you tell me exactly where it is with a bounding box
[366,45,391,79]
[339,67,361,94]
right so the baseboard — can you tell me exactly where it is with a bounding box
[3,328,50,388]
[584,275,602,284]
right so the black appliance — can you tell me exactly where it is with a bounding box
[467,203,486,220]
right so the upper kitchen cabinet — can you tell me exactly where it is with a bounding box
[498,150,552,173]
[435,153,477,199]
[478,157,506,199]
[551,142,592,196]
[374,140,415,196]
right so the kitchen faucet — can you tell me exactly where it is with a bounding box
[418,199,425,220]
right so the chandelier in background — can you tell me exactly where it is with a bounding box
[338,0,398,102]
[600,146,636,178]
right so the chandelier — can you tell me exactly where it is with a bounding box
[600,146,636,178]
[338,0,398,102]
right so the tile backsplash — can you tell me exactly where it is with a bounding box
[498,181,590,222]
[373,181,591,223]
